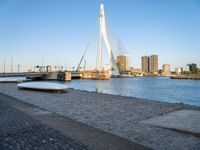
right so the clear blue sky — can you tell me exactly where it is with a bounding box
[0,0,200,72]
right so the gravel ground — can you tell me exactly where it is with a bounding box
[0,83,200,150]
[0,98,89,150]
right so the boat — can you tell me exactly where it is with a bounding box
[17,82,68,92]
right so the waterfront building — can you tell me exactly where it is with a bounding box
[117,54,129,73]
[141,56,149,73]
[131,68,144,76]
[162,64,170,76]
[149,55,158,74]
[187,63,197,73]
[46,65,52,72]
[141,55,158,74]
[175,67,183,75]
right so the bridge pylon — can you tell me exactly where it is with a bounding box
[96,4,119,76]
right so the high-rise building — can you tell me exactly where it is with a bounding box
[141,55,158,74]
[117,54,129,72]
[187,64,197,73]
[175,67,183,75]
[162,64,170,76]
[141,56,149,73]
[149,55,158,74]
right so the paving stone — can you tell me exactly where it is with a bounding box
[143,109,200,135]
[0,125,89,150]
[0,83,200,150]
[0,98,89,150]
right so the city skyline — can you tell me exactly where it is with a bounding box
[0,0,200,72]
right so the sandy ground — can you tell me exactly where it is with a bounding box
[0,83,199,150]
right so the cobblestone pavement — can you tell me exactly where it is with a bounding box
[0,83,200,150]
[0,99,89,150]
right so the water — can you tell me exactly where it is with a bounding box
[0,76,27,82]
[1,76,199,106]
[65,77,200,106]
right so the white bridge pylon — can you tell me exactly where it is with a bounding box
[96,4,119,76]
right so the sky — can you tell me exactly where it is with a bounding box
[0,0,200,72]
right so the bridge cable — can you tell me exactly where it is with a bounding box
[76,19,99,71]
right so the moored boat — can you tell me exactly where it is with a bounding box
[17,82,68,92]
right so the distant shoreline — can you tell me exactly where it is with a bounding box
[171,75,200,80]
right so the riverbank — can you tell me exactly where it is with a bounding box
[0,83,200,149]
[171,75,200,80]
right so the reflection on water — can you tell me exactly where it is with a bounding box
[65,77,200,106]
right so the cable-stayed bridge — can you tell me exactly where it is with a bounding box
[76,3,128,77]
[0,3,128,81]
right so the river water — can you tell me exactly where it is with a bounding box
[1,76,199,106]
[66,77,200,106]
